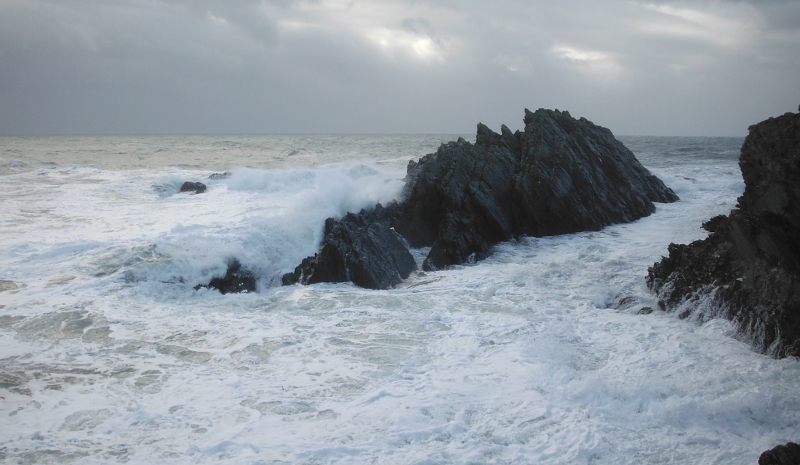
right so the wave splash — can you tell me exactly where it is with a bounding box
[129,162,406,294]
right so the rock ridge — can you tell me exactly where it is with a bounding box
[393,109,678,271]
[276,108,677,290]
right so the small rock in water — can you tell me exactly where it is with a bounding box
[196,259,255,294]
[180,182,207,194]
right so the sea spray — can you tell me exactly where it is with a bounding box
[1,135,797,464]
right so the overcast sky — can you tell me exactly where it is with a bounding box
[1,0,798,136]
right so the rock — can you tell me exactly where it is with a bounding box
[196,259,256,294]
[759,442,800,465]
[647,109,800,358]
[395,108,678,270]
[180,181,207,194]
[285,108,677,289]
[282,203,417,290]
[394,125,519,270]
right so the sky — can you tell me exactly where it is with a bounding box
[0,0,798,136]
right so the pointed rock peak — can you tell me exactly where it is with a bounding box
[476,122,491,133]
[523,108,535,124]
[523,107,563,125]
[476,123,501,146]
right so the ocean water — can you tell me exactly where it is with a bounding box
[0,134,798,464]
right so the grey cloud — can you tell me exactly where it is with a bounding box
[215,6,280,47]
[0,0,798,136]
[400,17,434,35]
[635,0,800,30]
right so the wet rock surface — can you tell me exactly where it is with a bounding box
[394,109,678,270]
[196,259,256,294]
[759,442,800,465]
[283,108,676,289]
[179,181,207,194]
[281,203,417,290]
[647,109,800,358]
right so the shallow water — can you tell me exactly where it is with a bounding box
[1,134,798,464]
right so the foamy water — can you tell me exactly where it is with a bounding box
[1,135,798,464]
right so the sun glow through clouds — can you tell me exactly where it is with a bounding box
[369,28,443,62]
[640,2,757,47]
[553,45,626,84]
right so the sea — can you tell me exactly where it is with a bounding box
[0,134,798,464]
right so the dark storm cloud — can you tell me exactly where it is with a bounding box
[0,0,798,135]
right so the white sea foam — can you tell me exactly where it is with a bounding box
[0,135,797,464]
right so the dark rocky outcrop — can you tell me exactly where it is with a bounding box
[195,259,256,294]
[759,442,800,465]
[281,203,417,290]
[180,181,207,194]
[395,109,678,270]
[647,109,800,358]
[282,108,677,289]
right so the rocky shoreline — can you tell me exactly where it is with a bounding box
[647,108,800,358]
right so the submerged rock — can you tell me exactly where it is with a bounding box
[647,108,800,358]
[759,442,800,465]
[180,181,207,194]
[282,203,416,290]
[208,172,231,180]
[285,108,677,289]
[0,280,19,292]
[196,259,256,294]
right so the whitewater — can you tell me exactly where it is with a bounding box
[0,134,798,464]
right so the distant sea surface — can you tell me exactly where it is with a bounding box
[1,134,798,464]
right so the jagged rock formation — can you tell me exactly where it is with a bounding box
[280,108,676,289]
[647,109,800,358]
[281,204,417,290]
[195,259,256,294]
[180,181,207,194]
[395,109,678,270]
[759,442,800,465]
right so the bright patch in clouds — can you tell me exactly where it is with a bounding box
[368,28,444,62]
[553,46,626,84]
[640,2,758,47]
[555,46,610,63]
